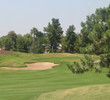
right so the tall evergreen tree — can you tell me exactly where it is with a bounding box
[79,5,110,54]
[7,31,17,50]
[30,27,44,53]
[65,25,76,52]
[44,18,63,52]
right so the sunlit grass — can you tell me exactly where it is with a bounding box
[0,52,109,100]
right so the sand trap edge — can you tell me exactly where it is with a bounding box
[1,62,59,70]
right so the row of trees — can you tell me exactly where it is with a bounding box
[0,29,45,53]
[0,18,76,53]
[76,5,110,54]
[0,5,110,54]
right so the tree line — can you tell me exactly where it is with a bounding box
[0,5,110,54]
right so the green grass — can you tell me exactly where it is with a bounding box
[37,84,110,100]
[0,52,110,100]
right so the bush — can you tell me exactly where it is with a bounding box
[67,62,85,74]
[100,54,110,68]
[107,70,110,78]
[94,63,101,73]
[80,58,89,71]
[84,55,94,70]
[67,54,110,78]
[67,55,97,74]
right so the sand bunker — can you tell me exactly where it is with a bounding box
[2,62,59,70]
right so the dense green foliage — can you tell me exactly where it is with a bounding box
[67,55,96,74]
[30,27,45,53]
[0,52,110,100]
[44,18,63,52]
[99,54,110,77]
[76,5,110,54]
[100,54,110,68]
[1,5,110,54]
[65,25,76,52]
[67,62,85,74]
[68,54,110,76]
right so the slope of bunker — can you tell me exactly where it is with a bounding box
[1,62,59,70]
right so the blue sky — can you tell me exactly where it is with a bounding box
[0,0,110,36]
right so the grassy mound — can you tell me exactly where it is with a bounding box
[37,84,110,100]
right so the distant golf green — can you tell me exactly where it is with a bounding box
[0,52,110,100]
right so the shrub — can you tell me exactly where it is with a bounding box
[67,62,85,74]
[67,55,98,74]
[100,54,110,68]
[84,55,94,70]
[80,59,89,71]
[94,63,101,73]
[107,70,110,78]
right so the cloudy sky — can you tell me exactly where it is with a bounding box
[0,0,110,36]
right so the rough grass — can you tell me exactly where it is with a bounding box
[0,52,85,67]
[37,84,110,100]
[0,52,109,100]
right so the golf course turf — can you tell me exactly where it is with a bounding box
[0,52,110,100]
